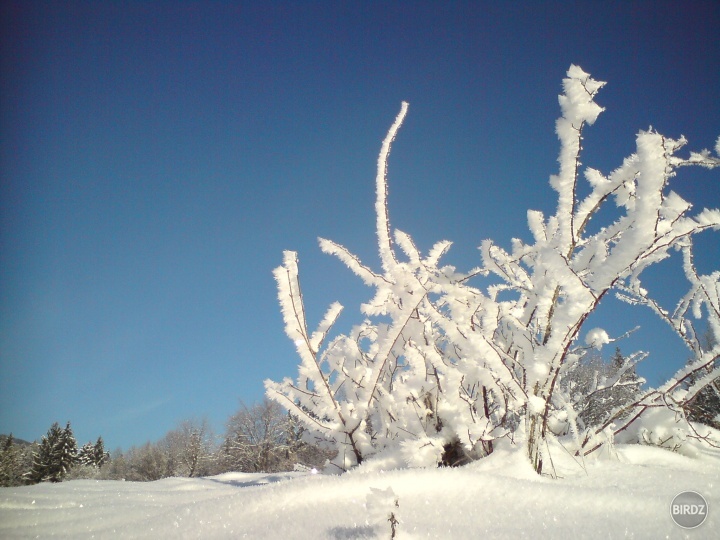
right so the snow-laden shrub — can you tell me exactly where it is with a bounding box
[614,407,699,457]
[266,66,720,475]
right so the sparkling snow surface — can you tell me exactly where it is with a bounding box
[1,445,718,539]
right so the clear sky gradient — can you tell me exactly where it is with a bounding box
[1,1,719,451]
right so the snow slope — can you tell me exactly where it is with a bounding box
[1,445,717,539]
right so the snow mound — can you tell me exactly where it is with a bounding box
[1,447,718,538]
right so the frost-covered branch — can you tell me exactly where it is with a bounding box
[266,65,720,475]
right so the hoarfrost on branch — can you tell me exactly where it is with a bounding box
[266,65,720,475]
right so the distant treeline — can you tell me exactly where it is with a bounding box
[4,360,717,487]
[0,399,332,486]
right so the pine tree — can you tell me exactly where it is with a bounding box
[93,436,109,468]
[77,442,95,467]
[26,422,62,483]
[73,436,108,476]
[0,435,15,485]
[0,434,25,487]
[58,422,78,477]
[24,422,78,483]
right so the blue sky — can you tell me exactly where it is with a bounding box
[1,1,719,451]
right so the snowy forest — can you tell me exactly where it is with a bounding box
[266,65,720,476]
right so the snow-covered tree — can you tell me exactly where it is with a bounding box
[221,399,296,473]
[24,424,57,483]
[77,442,95,467]
[76,436,110,470]
[93,436,110,468]
[267,65,720,475]
[0,434,26,487]
[58,422,78,473]
[25,422,77,483]
[162,419,213,478]
[216,402,332,474]
[97,448,128,481]
[126,442,167,482]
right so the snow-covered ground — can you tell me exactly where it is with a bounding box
[1,444,718,539]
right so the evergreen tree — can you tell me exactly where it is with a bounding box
[58,422,78,477]
[26,422,63,483]
[77,442,95,467]
[76,436,109,469]
[0,434,25,487]
[25,422,78,483]
[93,436,109,468]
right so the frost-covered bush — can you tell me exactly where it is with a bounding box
[266,65,720,475]
[612,407,715,458]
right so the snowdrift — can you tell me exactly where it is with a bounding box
[1,445,718,539]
